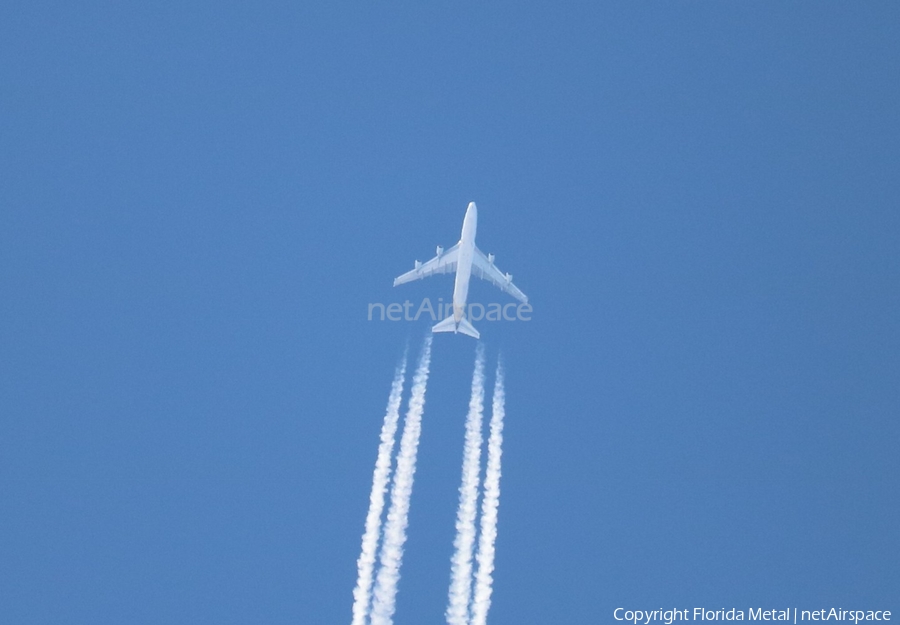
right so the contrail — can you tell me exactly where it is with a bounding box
[471,359,505,625]
[446,344,486,625]
[370,336,433,625]
[350,352,408,625]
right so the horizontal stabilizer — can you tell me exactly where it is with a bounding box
[457,317,480,339]
[431,316,457,334]
[431,315,480,339]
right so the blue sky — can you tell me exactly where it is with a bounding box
[2,2,898,623]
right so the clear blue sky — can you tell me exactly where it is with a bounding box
[2,2,898,623]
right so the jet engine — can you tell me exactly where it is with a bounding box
[436,245,444,256]
[414,260,422,269]
[487,253,495,264]
[505,272,513,283]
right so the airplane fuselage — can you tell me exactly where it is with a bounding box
[453,202,478,322]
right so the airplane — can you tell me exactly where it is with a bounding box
[393,201,528,339]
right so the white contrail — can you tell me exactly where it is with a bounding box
[370,336,433,625]
[350,353,408,625]
[446,344,486,625]
[471,359,505,625]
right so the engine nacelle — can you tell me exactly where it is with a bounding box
[487,253,495,264]
[414,260,422,270]
[436,245,444,256]
[505,272,512,283]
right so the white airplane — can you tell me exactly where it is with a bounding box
[393,202,528,339]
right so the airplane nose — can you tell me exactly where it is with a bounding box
[468,201,477,213]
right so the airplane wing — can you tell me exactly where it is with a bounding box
[472,247,528,303]
[393,243,460,286]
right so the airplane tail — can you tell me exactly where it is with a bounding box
[432,316,480,339]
